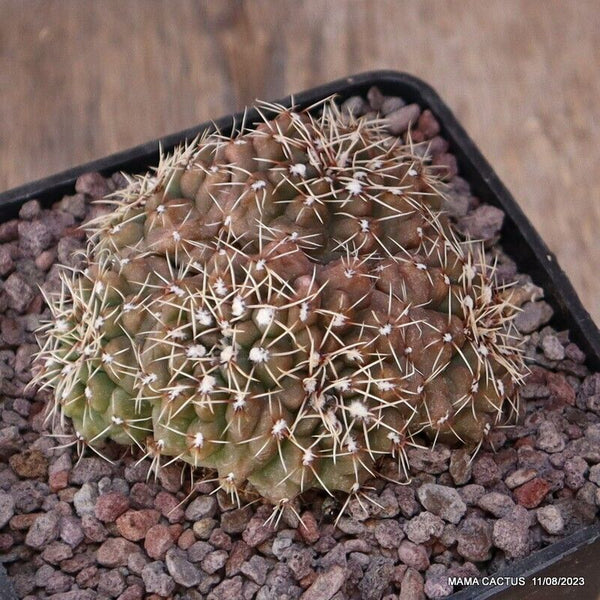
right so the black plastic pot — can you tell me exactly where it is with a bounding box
[1,71,598,600]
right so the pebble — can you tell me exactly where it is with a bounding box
[0,219,18,242]
[221,505,252,534]
[399,567,425,600]
[116,509,160,541]
[141,561,176,597]
[127,552,149,576]
[59,515,84,547]
[397,540,430,571]
[536,421,566,453]
[381,96,406,116]
[472,455,501,487]
[457,204,504,240]
[19,200,41,220]
[75,172,110,199]
[386,103,421,135]
[417,109,440,139]
[208,576,243,600]
[416,484,467,524]
[367,86,385,111]
[456,517,493,562]
[94,491,130,522]
[374,518,405,548]
[97,537,140,567]
[202,549,228,574]
[42,541,73,564]
[424,565,453,599]
[536,505,565,534]
[564,456,588,490]
[240,554,270,585]
[300,564,345,600]
[154,491,184,523]
[514,478,551,508]
[57,193,87,219]
[341,96,368,117]
[0,491,15,528]
[184,495,217,520]
[515,301,554,334]
[3,273,35,313]
[405,511,444,544]
[73,483,99,516]
[226,540,252,576]
[17,220,53,257]
[358,556,395,600]
[477,492,515,518]
[242,514,276,547]
[588,464,600,485]
[25,510,60,548]
[298,511,320,544]
[165,547,203,587]
[70,458,113,485]
[542,335,566,361]
[0,245,15,277]
[192,517,217,539]
[98,569,126,597]
[505,468,537,489]
[144,524,175,560]
[449,449,472,485]
[407,446,451,474]
[81,514,108,542]
[492,506,531,558]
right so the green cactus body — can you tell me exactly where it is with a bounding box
[36,100,525,505]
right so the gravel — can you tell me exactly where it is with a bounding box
[1,88,599,599]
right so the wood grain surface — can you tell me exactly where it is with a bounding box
[0,0,599,323]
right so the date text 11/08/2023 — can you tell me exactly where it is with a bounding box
[447,576,586,586]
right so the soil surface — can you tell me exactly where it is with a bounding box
[0,90,598,600]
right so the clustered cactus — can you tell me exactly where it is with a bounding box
[34,98,525,509]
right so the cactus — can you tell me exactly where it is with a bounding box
[34,98,525,508]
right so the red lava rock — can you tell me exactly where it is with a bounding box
[177,528,196,550]
[417,109,440,139]
[154,491,184,523]
[97,537,140,567]
[169,523,184,541]
[129,482,156,509]
[547,372,576,406]
[144,523,175,559]
[115,509,160,541]
[514,436,535,449]
[0,219,18,242]
[9,513,39,530]
[226,540,253,577]
[299,570,318,589]
[242,515,276,548]
[94,492,130,522]
[299,511,320,544]
[116,583,144,600]
[156,463,183,493]
[209,528,232,551]
[49,470,69,492]
[0,533,14,552]
[301,564,346,600]
[81,514,108,542]
[513,478,551,508]
[75,172,110,199]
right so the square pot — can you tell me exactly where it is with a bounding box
[0,71,598,600]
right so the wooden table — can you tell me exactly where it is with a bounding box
[1,0,599,325]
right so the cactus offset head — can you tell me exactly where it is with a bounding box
[34,98,525,506]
